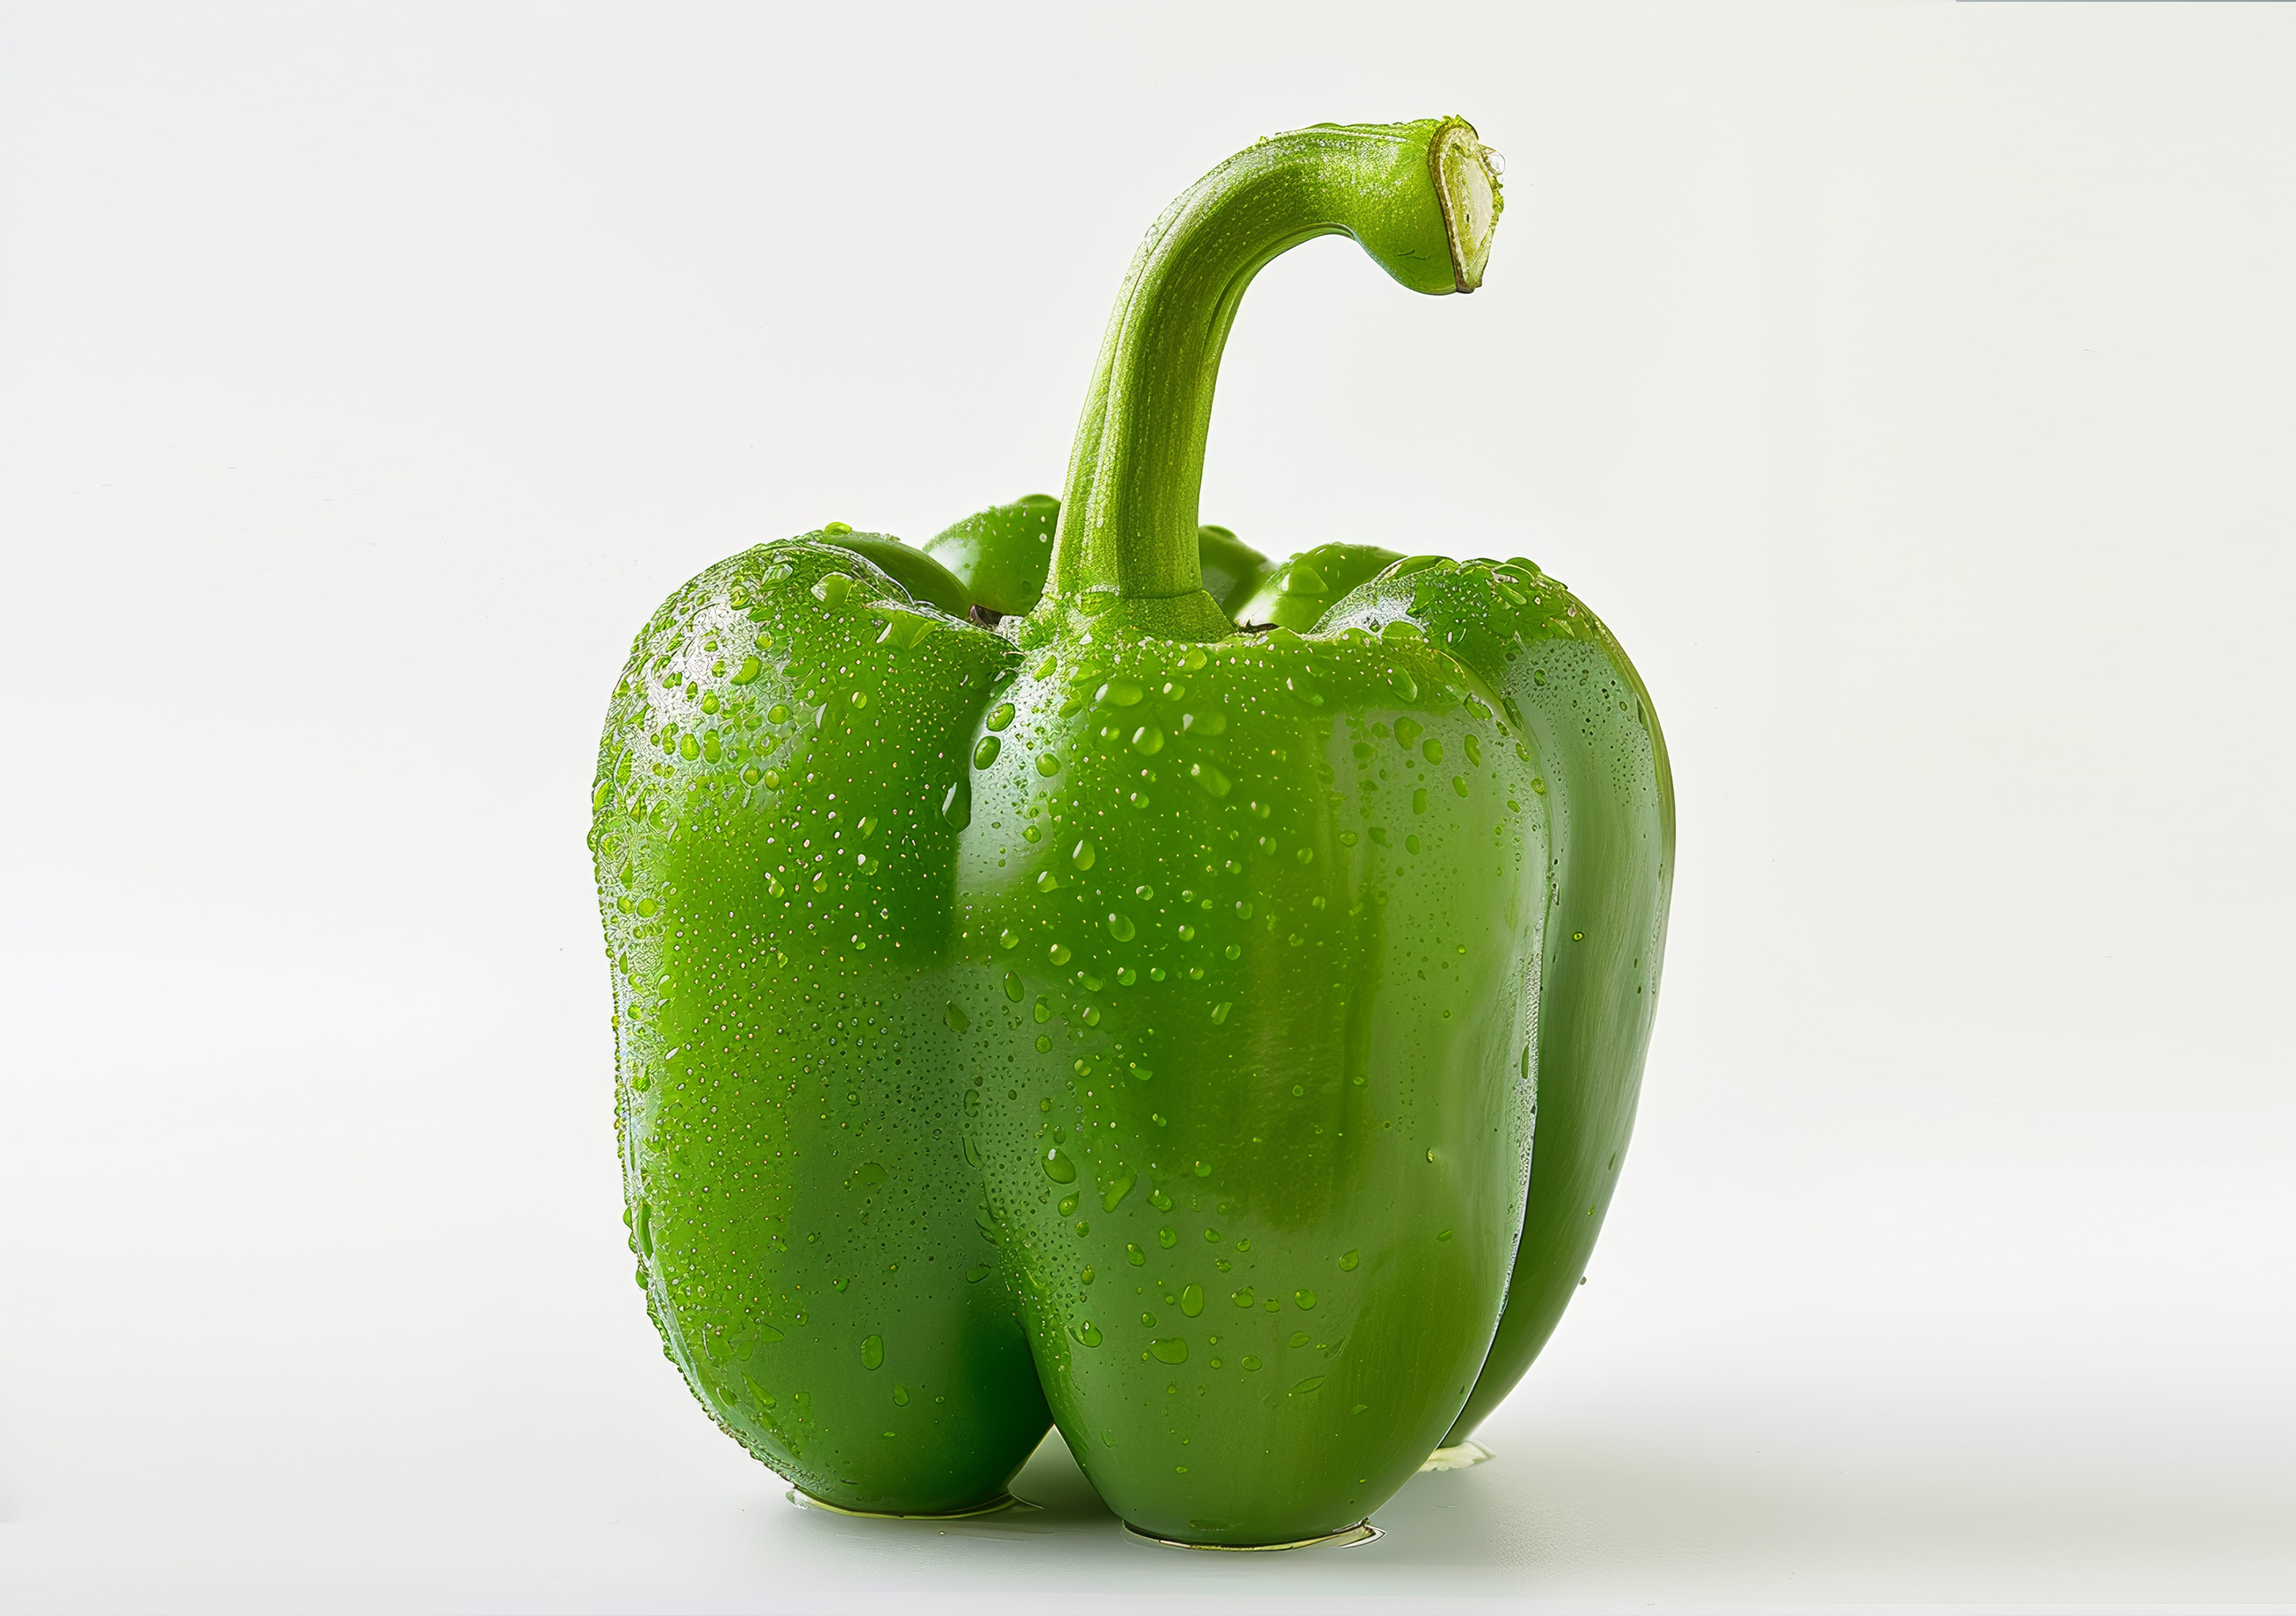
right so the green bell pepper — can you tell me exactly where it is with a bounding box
[590,113,1666,1546]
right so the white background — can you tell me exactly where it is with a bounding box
[3,4,2291,1611]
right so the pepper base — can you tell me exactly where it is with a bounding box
[786,1488,1031,1520]
[1121,1519,1380,1552]
[1418,1438,1495,1472]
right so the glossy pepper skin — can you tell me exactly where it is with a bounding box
[921,495,1058,618]
[1235,541,1402,630]
[826,532,974,618]
[954,610,1542,1545]
[1323,559,1673,1450]
[592,530,1048,1514]
[589,115,1647,1545]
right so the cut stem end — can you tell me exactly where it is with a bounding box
[1431,121,1503,292]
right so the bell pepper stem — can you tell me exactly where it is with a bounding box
[1046,118,1501,630]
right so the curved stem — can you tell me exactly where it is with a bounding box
[1046,117,1501,632]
